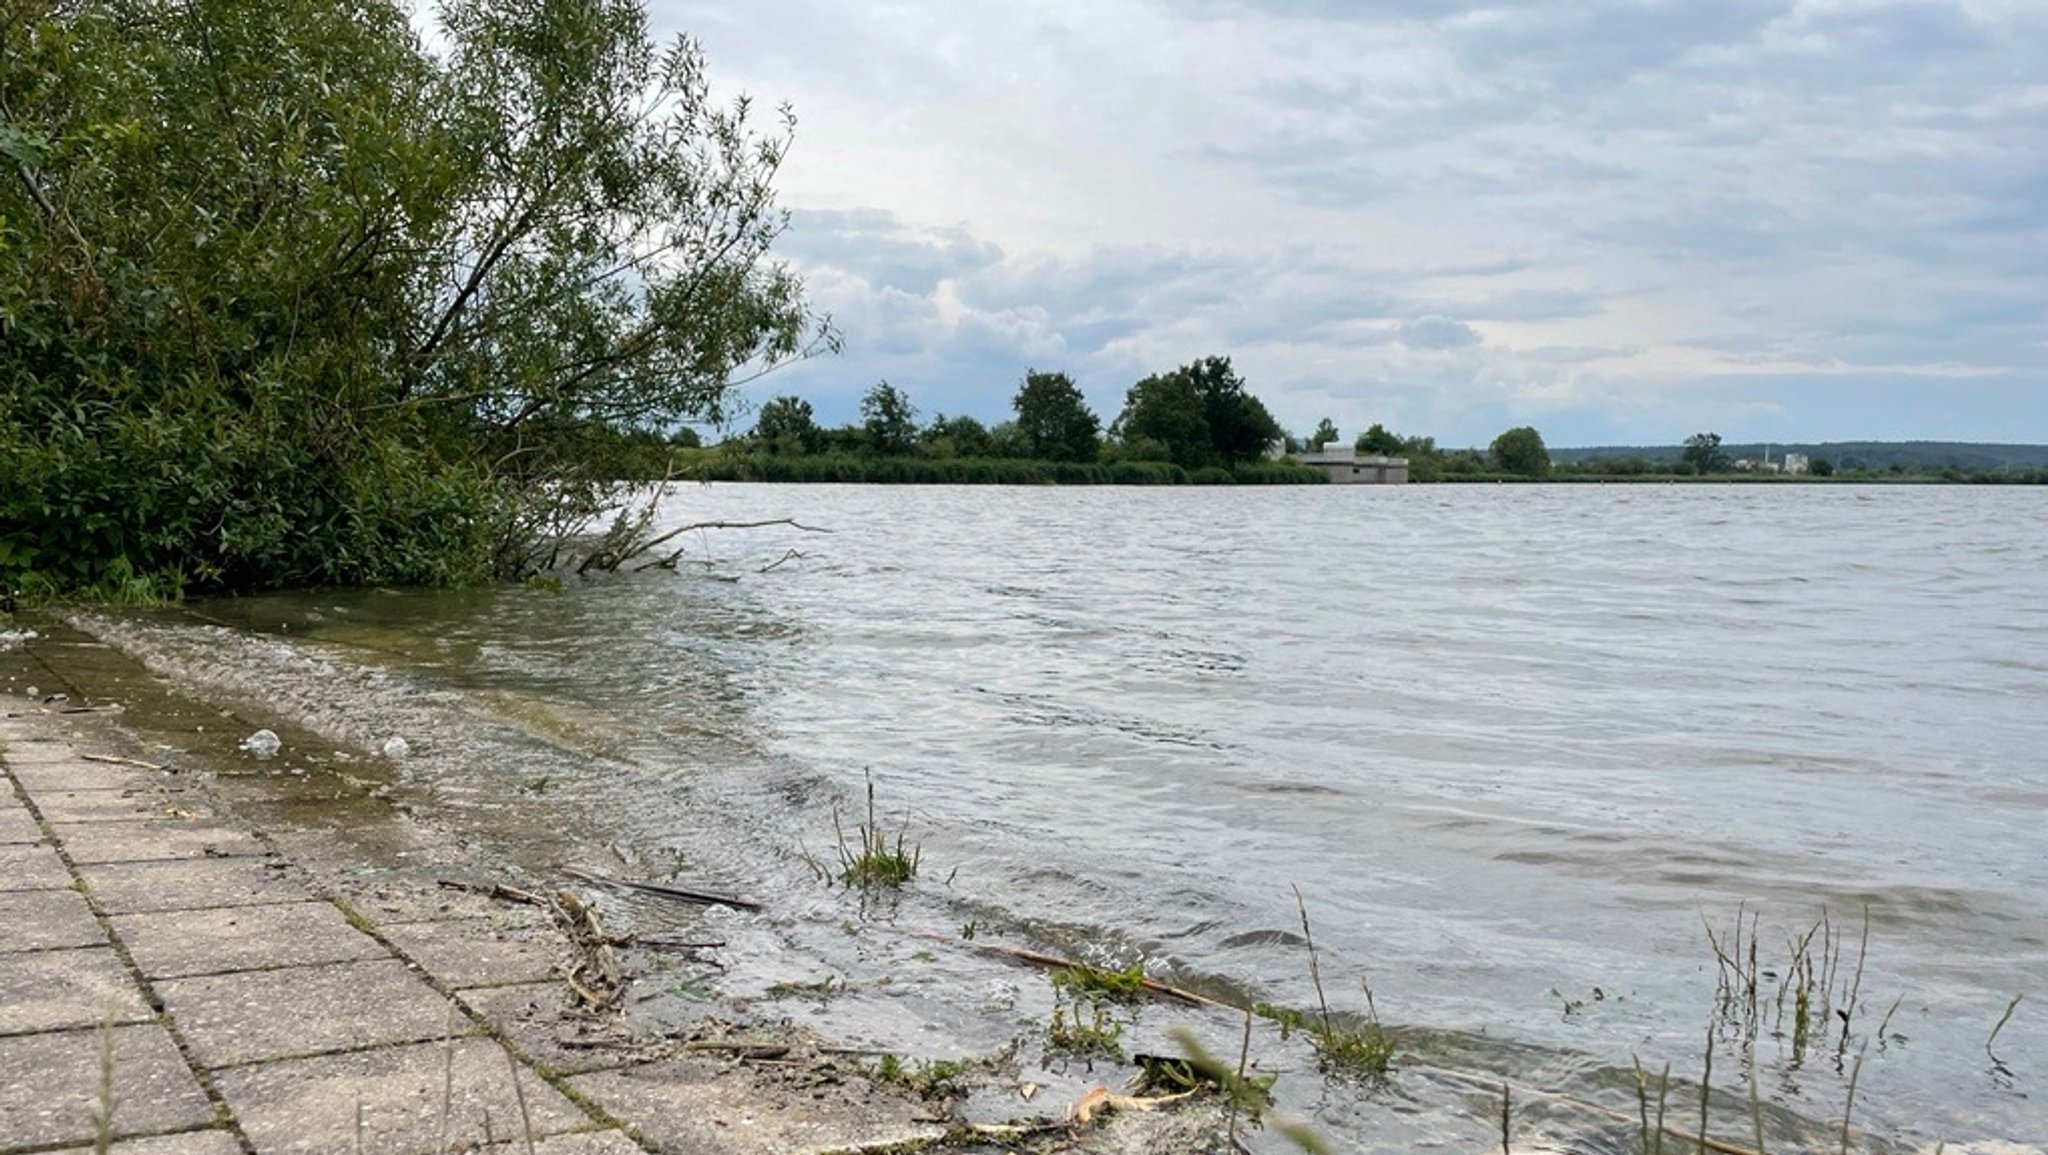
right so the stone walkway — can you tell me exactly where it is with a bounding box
[0,707,940,1155]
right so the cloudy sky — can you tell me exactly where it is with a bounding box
[656,0,2045,448]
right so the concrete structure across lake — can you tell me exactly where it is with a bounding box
[1294,445,1410,484]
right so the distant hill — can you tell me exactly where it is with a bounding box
[1551,441,2048,471]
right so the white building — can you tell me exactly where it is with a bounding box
[1295,444,1409,484]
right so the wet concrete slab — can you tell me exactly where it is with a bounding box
[0,945,153,1034]
[80,857,310,915]
[0,840,72,891]
[455,982,647,1077]
[351,883,544,926]
[381,917,562,990]
[0,1023,215,1149]
[0,740,102,764]
[0,887,107,953]
[52,819,270,865]
[212,1036,595,1154]
[34,785,204,825]
[571,1058,945,1155]
[6,758,140,793]
[113,901,390,980]
[157,957,476,1068]
[52,1131,244,1155]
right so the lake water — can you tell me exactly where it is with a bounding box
[70,483,2048,1151]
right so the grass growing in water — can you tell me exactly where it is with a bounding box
[1291,885,1396,1079]
[874,1054,971,1100]
[834,773,921,888]
[1045,997,1127,1062]
[1050,960,1148,1003]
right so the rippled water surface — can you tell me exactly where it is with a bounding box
[97,484,2048,1148]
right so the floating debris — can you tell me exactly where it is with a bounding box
[238,729,281,759]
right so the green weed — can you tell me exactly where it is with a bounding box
[1045,998,1126,1062]
[835,773,921,889]
[1050,960,1148,1003]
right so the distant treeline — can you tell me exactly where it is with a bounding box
[683,454,1324,486]
[637,360,1329,485]
[1552,441,2048,473]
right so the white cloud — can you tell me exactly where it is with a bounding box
[663,0,2048,444]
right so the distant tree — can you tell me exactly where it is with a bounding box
[1490,426,1550,477]
[1189,356,1283,465]
[986,420,1029,458]
[1309,418,1340,450]
[1355,423,1404,455]
[1682,432,1730,474]
[753,396,818,453]
[1113,371,1212,470]
[860,381,919,456]
[922,413,992,457]
[1809,457,1835,477]
[1011,370,1101,462]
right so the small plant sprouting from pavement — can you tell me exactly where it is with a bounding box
[835,772,921,888]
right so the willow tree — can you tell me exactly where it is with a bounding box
[0,0,831,595]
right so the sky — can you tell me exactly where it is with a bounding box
[653,0,2047,448]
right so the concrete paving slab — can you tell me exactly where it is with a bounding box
[53,1131,243,1155]
[381,917,562,990]
[114,901,389,980]
[34,786,204,825]
[571,1059,943,1155]
[0,945,152,1034]
[0,740,97,764]
[0,1023,214,1150]
[213,1037,595,1154]
[350,883,544,926]
[52,820,269,865]
[0,840,73,891]
[8,759,143,793]
[79,857,308,915]
[0,801,43,844]
[0,888,106,953]
[491,1131,644,1154]
[158,957,475,1068]
[455,983,643,1077]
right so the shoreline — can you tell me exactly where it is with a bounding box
[0,630,1236,1154]
[5,609,2036,1155]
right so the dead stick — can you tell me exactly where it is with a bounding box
[894,928,1222,1009]
[562,868,761,912]
[80,753,165,771]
